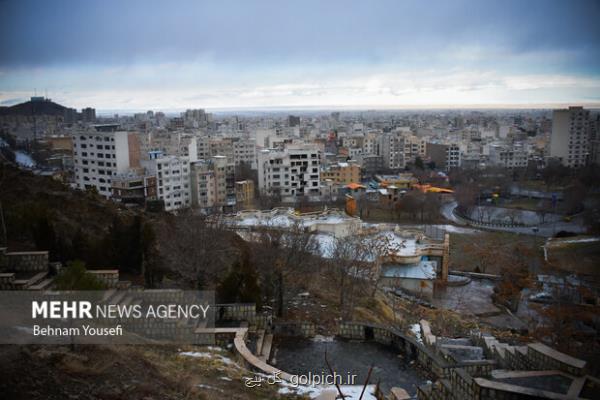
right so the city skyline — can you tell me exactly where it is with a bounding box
[1,0,600,110]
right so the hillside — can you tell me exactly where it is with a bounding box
[0,98,68,117]
[0,344,301,400]
[0,162,132,252]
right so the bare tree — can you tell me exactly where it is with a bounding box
[454,183,478,216]
[536,200,550,224]
[506,208,520,225]
[157,212,236,289]
[251,220,319,317]
[327,229,377,317]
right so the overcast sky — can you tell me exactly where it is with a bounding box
[1,0,599,111]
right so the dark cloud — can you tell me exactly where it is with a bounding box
[0,0,599,71]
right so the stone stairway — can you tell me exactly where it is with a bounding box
[476,334,532,370]
[14,271,49,290]
[28,277,53,290]
[259,333,273,362]
[251,328,274,362]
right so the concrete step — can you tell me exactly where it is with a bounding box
[389,387,411,399]
[131,299,143,307]
[259,333,273,362]
[515,346,528,356]
[110,290,128,305]
[567,376,586,398]
[101,289,117,302]
[120,295,134,307]
[494,344,506,359]
[14,271,47,289]
[438,337,473,346]
[28,278,53,290]
[483,336,497,349]
[256,329,265,356]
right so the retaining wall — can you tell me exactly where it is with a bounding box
[5,251,49,272]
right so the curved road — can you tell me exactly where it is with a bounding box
[440,201,586,237]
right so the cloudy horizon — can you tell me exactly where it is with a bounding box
[1,0,599,111]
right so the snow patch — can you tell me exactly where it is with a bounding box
[410,323,423,343]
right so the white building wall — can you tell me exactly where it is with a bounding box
[73,130,130,198]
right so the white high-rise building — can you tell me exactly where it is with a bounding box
[142,139,196,212]
[257,144,321,198]
[73,127,132,198]
[550,106,590,168]
[144,153,191,212]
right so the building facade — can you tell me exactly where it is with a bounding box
[257,144,321,198]
[320,161,361,185]
[550,106,590,168]
[73,127,132,198]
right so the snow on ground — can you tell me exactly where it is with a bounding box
[312,233,337,258]
[196,384,224,392]
[235,210,354,229]
[434,224,478,234]
[550,237,600,245]
[410,323,423,343]
[237,215,295,228]
[311,335,335,342]
[15,151,36,168]
[375,231,417,256]
[382,261,436,279]
[312,231,422,260]
[180,351,239,366]
[233,211,463,262]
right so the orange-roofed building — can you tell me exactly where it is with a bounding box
[346,182,366,190]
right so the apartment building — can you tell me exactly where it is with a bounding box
[212,155,236,209]
[362,132,380,156]
[189,155,237,212]
[72,126,134,198]
[257,144,321,198]
[139,131,195,159]
[550,106,590,168]
[111,172,157,204]
[358,154,384,176]
[488,144,528,168]
[320,161,361,185]
[141,150,192,212]
[446,143,461,170]
[379,132,405,170]
[235,180,255,208]
[209,138,235,164]
[425,143,448,170]
[190,159,217,211]
[233,138,257,167]
[403,134,427,162]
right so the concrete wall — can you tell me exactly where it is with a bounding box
[87,270,119,288]
[0,273,15,289]
[379,276,434,301]
[527,343,586,376]
[215,303,265,327]
[5,251,49,272]
[273,321,316,337]
[338,322,450,379]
